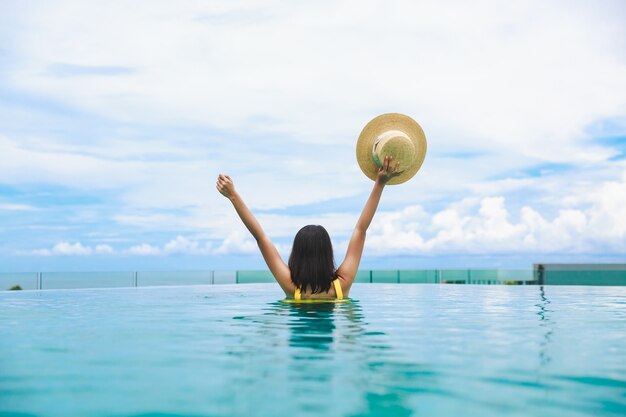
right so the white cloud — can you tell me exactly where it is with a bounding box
[29,242,114,256]
[214,231,258,255]
[126,243,162,256]
[365,169,626,255]
[0,135,145,188]
[6,0,625,155]
[2,1,624,214]
[0,135,214,208]
[163,235,213,255]
[125,236,213,256]
[0,134,364,216]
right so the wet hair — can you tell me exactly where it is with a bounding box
[288,225,336,294]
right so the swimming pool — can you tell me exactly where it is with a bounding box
[1,284,625,416]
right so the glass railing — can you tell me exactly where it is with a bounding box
[533,263,626,286]
[2,266,625,291]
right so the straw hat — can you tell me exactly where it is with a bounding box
[356,113,427,185]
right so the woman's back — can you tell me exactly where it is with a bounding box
[293,276,349,300]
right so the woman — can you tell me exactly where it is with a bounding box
[216,155,401,300]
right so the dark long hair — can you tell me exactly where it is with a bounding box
[288,225,336,294]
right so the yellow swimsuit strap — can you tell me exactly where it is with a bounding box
[293,279,343,300]
[333,278,344,300]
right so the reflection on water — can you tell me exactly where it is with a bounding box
[266,300,372,353]
[535,285,554,367]
[260,300,423,416]
[278,302,338,351]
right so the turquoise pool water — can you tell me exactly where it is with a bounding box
[1,284,625,416]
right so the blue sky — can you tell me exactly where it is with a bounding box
[1,0,625,272]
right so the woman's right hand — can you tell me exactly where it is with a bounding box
[216,174,236,199]
[376,155,401,184]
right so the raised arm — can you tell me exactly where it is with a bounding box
[216,174,293,295]
[336,156,400,285]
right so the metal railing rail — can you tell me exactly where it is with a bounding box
[2,266,625,290]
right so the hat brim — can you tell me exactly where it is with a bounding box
[356,113,427,185]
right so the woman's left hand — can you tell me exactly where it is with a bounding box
[216,174,236,199]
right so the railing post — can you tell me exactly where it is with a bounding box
[211,270,215,285]
[133,271,138,287]
[37,272,42,290]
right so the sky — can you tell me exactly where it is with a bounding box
[0,0,625,272]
